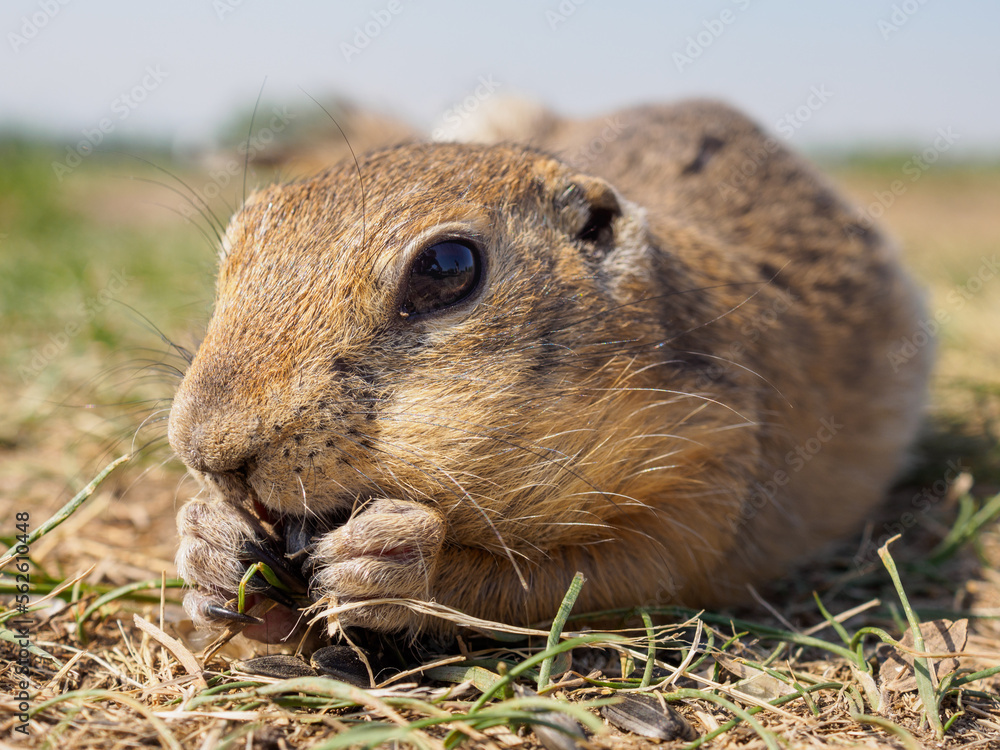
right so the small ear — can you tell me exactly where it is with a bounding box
[554,175,623,255]
[553,173,656,304]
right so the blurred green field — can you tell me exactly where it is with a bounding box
[1,140,214,373]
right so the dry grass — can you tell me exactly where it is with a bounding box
[1,142,999,748]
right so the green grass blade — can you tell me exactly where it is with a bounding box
[949,664,1000,689]
[851,714,922,750]
[0,625,61,666]
[812,592,853,648]
[0,454,131,569]
[460,631,626,732]
[878,536,944,738]
[537,571,585,691]
[930,491,1000,564]
[668,688,780,750]
[639,609,656,688]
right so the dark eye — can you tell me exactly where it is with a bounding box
[401,240,482,316]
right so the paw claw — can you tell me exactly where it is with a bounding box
[203,603,263,625]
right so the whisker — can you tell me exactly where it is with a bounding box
[584,386,754,423]
[373,412,624,516]
[119,154,226,240]
[338,431,529,589]
[111,299,195,366]
[131,408,173,454]
[143,198,225,256]
[675,348,792,406]
[301,89,367,259]
[244,79,268,210]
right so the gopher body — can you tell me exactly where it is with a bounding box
[168,101,932,637]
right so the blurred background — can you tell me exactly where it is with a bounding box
[1,1,998,575]
[2,0,999,151]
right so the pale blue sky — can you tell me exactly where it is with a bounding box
[2,0,997,153]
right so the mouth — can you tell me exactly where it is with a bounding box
[199,495,354,637]
[247,496,356,593]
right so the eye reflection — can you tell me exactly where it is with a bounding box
[401,240,482,316]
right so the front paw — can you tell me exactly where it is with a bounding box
[310,499,445,633]
[175,498,305,641]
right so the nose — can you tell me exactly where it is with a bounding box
[168,380,261,476]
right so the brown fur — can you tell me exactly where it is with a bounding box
[169,100,932,636]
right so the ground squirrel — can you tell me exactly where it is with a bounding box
[168,100,932,640]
